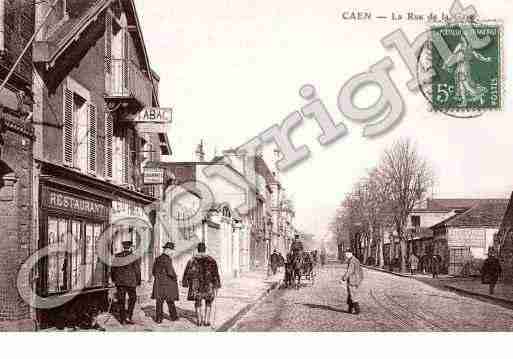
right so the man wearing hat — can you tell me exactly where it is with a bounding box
[151,242,179,323]
[111,240,141,325]
[341,248,364,315]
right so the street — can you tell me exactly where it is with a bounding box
[231,263,513,331]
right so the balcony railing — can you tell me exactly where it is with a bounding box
[106,58,153,107]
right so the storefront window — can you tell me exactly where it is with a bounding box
[45,217,106,294]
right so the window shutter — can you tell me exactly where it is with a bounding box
[104,110,113,179]
[123,29,129,90]
[63,88,74,166]
[123,129,131,185]
[105,12,112,75]
[88,103,97,175]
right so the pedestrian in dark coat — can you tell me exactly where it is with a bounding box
[182,242,221,327]
[481,250,502,295]
[270,249,282,275]
[111,241,141,325]
[431,254,440,278]
[151,242,179,323]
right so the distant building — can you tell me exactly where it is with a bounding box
[495,193,513,283]
[430,199,508,275]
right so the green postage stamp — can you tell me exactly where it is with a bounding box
[430,22,503,112]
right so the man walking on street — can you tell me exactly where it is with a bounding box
[151,242,179,323]
[182,242,221,327]
[431,254,440,279]
[270,249,284,275]
[481,248,502,295]
[409,253,419,275]
[111,240,141,325]
[342,248,364,315]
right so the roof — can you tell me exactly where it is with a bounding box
[431,200,509,229]
[427,198,506,211]
[498,192,513,230]
[254,156,276,185]
[43,0,159,105]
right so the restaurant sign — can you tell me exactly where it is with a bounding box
[42,187,109,218]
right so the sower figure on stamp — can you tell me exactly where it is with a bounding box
[151,242,179,323]
[481,248,502,295]
[341,248,364,315]
[182,242,221,327]
[111,240,141,325]
[442,35,492,107]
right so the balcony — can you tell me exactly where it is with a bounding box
[106,58,153,109]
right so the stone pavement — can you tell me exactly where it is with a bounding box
[234,264,513,331]
[95,268,282,332]
[364,265,513,306]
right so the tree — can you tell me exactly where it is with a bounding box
[378,139,435,272]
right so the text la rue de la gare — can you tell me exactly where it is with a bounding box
[341,10,475,22]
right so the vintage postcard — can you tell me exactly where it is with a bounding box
[2,1,513,351]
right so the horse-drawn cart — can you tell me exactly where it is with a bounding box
[284,241,315,289]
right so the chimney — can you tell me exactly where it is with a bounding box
[195,140,205,162]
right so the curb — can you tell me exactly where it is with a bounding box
[216,279,281,332]
[363,265,413,278]
[443,284,513,307]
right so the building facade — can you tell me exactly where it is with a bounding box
[0,0,35,331]
[31,0,170,329]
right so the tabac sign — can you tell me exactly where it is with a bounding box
[132,107,172,133]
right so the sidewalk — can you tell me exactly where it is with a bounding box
[96,269,282,332]
[364,265,513,306]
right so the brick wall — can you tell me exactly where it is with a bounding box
[0,114,34,331]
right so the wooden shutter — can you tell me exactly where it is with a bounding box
[123,29,130,90]
[88,103,97,174]
[104,110,113,179]
[104,11,112,96]
[122,129,131,185]
[63,88,74,166]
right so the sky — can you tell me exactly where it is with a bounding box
[136,0,513,243]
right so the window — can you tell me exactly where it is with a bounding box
[411,215,421,228]
[55,0,68,19]
[46,217,106,294]
[62,78,97,175]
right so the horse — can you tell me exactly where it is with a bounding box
[285,251,303,289]
[301,252,314,283]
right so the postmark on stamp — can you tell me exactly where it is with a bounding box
[429,22,502,113]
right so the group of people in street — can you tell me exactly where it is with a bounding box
[406,253,442,278]
[110,241,221,327]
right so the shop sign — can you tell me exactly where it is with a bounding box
[112,198,150,223]
[143,168,164,184]
[133,107,172,133]
[134,107,172,123]
[42,188,109,218]
[448,228,486,248]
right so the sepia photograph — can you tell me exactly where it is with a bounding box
[1,0,513,353]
